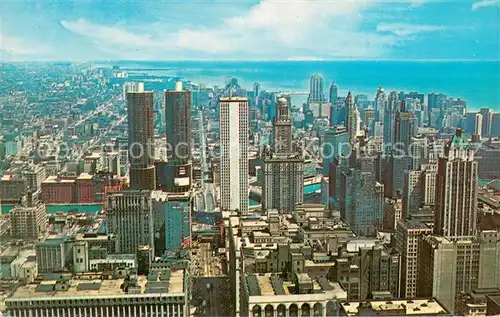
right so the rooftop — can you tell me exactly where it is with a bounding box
[341,298,448,316]
[246,273,343,297]
[219,97,248,102]
[404,220,431,230]
[9,270,185,300]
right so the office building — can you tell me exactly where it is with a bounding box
[329,82,338,104]
[127,91,156,190]
[36,237,72,273]
[262,154,304,214]
[395,220,432,298]
[402,170,423,217]
[21,165,46,191]
[491,113,500,137]
[332,240,401,300]
[422,163,437,206]
[220,97,249,214]
[263,97,304,213]
[10,201,47,240]
[434,129,478,238]
[309,74,325,103]
[165,81,191,163]
[41,176,75,204]
[418,231,500,314]
[395,111,417,148]
[375,87,387,123]
[345,92,358,144]
[5,270,188,317]
[479,108,492,137]
[476,142,500,179]
[0,174,26,202]
[106,190,155,254]
[383,91,398,148]
[152,191,191,251]
[340,169,384,236]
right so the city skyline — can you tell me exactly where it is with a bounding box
[1,0,499,61]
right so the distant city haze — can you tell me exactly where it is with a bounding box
[94,61,500,110]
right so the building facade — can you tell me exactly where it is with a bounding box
[127,91,156,190]
[418,231,500,314]
[219,97,249,214]
[106,190,154,254]
[434,129,478,238]
[395,220,432,298]
[262,97,304,214]
[165,81,192,164]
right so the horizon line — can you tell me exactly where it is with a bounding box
[2,58,500,64]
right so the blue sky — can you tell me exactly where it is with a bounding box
[0,0,499,61]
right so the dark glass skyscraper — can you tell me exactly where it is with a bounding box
[127,91,156,190]
[165,82,192,164]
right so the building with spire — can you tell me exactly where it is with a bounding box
[262,97,304,214]
[434,129,478,238]
[329,82,338,104]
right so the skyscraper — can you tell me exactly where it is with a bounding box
[479,107,492,137]
[329,82,338,104]
[418,232,500,314]
[375,87,387,123]
[220,97,249,214]
[309,74,325,103]
[402,170,423,217]
[395,111,417,148]
[165,81,191,163]
[263,97,304,213]
[340,169,384,236]
[383,91,398,147]
[434,129,478,238]
[161,82,193,193]
[345,92,358,144]
[127,91,155,190]
[395,220,432,299]
[106,190,154,254]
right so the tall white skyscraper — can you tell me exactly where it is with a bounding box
[220,97,249,215]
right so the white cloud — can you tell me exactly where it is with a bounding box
[376,23,448,36]
[472,0,500,11]
[58,0,415,60]
[61,19,159,48]
[0,34,51,59]
[0,34,40,55]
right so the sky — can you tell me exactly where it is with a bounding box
[0,0,499,61]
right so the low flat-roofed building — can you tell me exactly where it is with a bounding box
[486,295,500,316]
[339,298,450,316]
[89,254,137,271]
[4,269,187,317]
[242,273,347,317]
[456,288,500,316]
